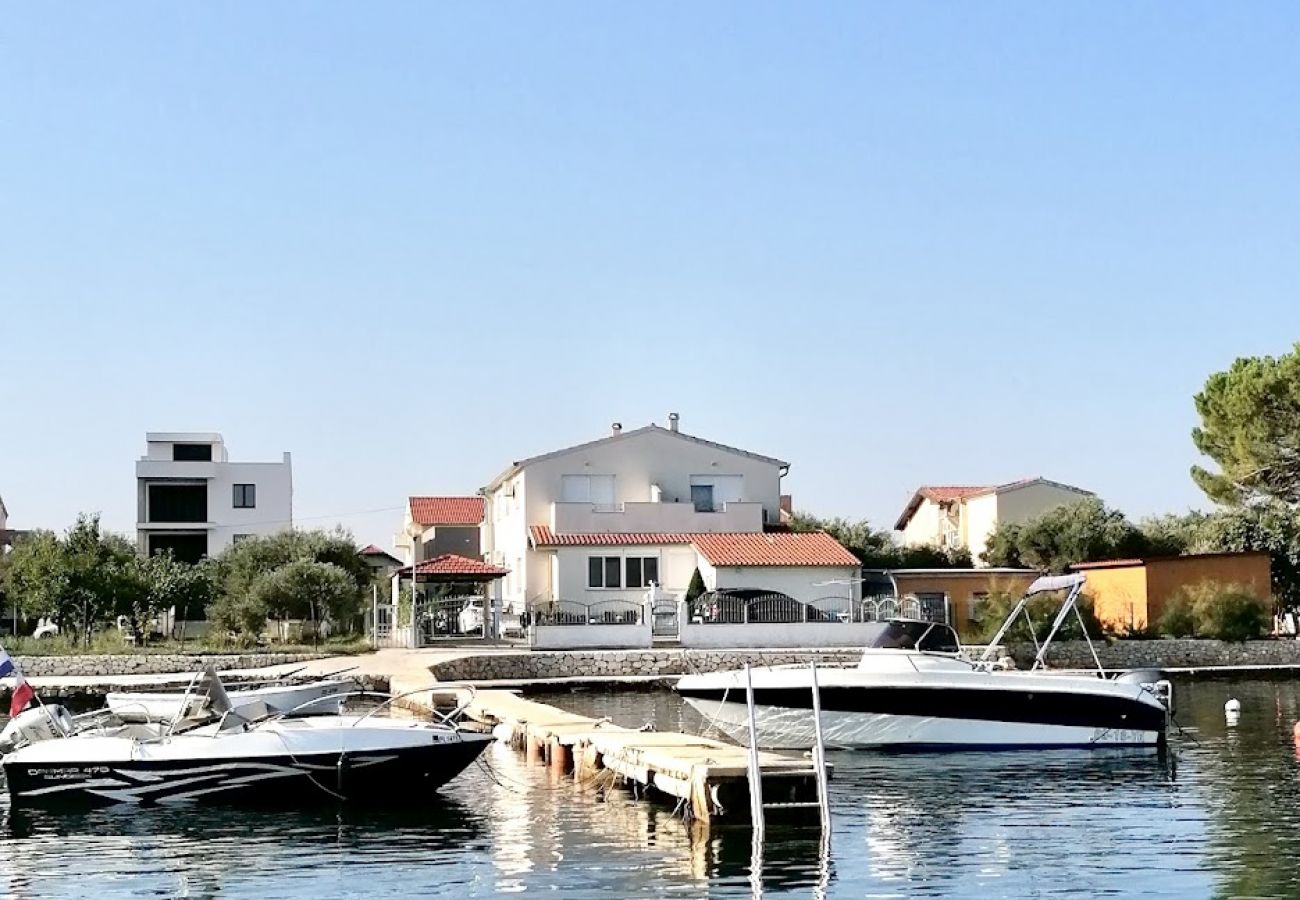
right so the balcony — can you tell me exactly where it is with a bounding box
[135,459,218,480]
[551,500,765,535]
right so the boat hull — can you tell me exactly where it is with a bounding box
[3,732,492,808]
[682,696,1162,750]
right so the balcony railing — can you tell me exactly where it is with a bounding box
[551,500,765,534]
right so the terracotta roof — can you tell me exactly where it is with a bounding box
[692,532,860,567]
[396,554,509,578]
[529,526,858,567]
[893,477,1093,530]
[359,544,402,563]
[530,525,694,547]
[409,496,485,527]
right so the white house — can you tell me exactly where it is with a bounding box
[135,432,293,562]
[894,477,1094,565]
[481,415,861,614]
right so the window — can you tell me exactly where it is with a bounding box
[147,483,207,523]
[561,475,616,508]
[969,592,989,622]
[625,556,660,588]
[690,484,715,513]
[233,484,256,508]
[172,443,213,462]
[232,534,252,544]
[587,555,622,588]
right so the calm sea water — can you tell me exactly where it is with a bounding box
[2,678,1300,898]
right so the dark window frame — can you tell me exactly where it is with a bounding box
[625,556,660,588]
[588,555,622,588]
[233,484,256,509]
[172,443,213,462]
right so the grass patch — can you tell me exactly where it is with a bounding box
[5,632,373,657]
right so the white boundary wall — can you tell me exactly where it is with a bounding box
[530,622,652,650]
[679,620,881,649]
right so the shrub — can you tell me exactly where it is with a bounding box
[1194,587,1269,642]
[1157,596,1198,638]
[970,589,1103,644]
[1165,580,1269,642]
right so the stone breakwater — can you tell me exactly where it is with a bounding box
[431,639,1300,683]
[430,649,861,682]
[13,653,323,678]
[992,638,1300,671]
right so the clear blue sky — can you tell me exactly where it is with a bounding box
[2,3,1298,548]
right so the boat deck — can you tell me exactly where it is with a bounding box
[458,689,828,823]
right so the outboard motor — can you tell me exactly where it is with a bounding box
[0,705,74,753]
[1117,668,1174,716]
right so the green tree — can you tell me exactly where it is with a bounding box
[1197,501,1300,612]
[207,529,368,641]
[684,568,707,603]
[1137,511,1210,557]
[1191,343,1300,506]
[1,530,70,625]
[980,497,1149,572]
[251,559,361,626]
[138,553,215,641]
[788,511,971,569]
[62,515,145,646]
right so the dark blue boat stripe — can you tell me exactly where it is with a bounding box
[677,685,1167,732]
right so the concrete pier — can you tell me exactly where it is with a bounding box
[461,689,829,825]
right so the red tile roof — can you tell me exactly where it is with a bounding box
[529,525,694,547]
[529,526,858,567]
[918,485,993,503]
[692,532,860,567]
[409,496,485,527]
[894,477,1093,530]
[397,554,510,578]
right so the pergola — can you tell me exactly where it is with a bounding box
[388,554,511,641]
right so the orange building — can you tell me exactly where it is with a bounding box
[1070,551,1272,631]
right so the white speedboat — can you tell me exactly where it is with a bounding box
[2,671,491,807]
[105,676,357,722]
[676,574,1173,751]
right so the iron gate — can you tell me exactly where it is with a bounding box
[413,594,487,645]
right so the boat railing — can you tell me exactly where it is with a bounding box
[266,683,480,729]
[977,573,1104,674]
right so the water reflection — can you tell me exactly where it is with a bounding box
[0,798,488,899]
[6,682,1300,896]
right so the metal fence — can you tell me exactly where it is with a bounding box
[690,591,850,625]
[530,598,645,627]
[689,591,941,625]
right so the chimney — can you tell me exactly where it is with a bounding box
[611,422,623,435]
[780,494,793,515]
[668,412,680,433]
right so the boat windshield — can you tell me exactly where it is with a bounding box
[866,620,960,653]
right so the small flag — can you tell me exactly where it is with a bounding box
[0,647,35,717]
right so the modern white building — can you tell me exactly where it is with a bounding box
[894,477,1094,565]
[480,415,860,614]
[135,432,293,562]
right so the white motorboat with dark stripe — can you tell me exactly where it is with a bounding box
[1,670,491,807]
[676,574,1173,751]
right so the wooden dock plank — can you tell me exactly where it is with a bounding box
[461,687,827,823]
